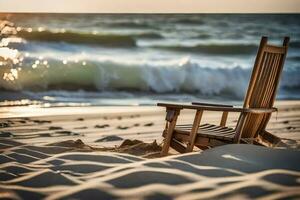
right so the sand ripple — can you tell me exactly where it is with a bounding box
[0,139,299,200]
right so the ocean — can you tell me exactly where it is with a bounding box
[0,14,299,106]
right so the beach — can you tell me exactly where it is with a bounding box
[0,100,300,199]
[1,13,300,199]
[1,100,300,150]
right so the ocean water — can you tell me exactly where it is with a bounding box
[0,14,299,106]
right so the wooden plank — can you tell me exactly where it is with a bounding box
[240,138,264,146]
[243,36,268,108]
[158,103,245,112]
[170,139,186,153]
[176,123,211,128]
[192,102,233,107]
[157,103,276,113]
[173,131,210,147]
[261,53,280,107]
[264,45,286,54]
[174,129,235,142]
[175,124,236,135]
[259,130,282,146]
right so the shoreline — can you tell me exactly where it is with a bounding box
[0,100,299,149]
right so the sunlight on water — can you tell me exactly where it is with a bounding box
[38,27,45,32]
[3,68,18,81]
[1,37,23,46]
[0,47,19,60]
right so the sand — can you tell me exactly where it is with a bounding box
[0,100,300,199]
[0,140,299,199]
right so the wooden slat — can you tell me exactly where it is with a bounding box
[252,52,270,107]
[259,130,282,146]
[174,129,234,142]
[158,103,276,113]
[264,45,286,54]
[158,103,245,112]
[260,53,275,106]
[261,53,279,107]
[243,37,268,108]
[170,139,186,153]
[176,123,211,128]
[192,102,233,107]
[176,124,235,135]
[200,127,235,135]
[176,123,235,132]
[173,131,210,147]
[199,129,235,138]
[269,47,288,106]
[174,125,235,141]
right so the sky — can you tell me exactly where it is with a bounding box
[0,0,299,13]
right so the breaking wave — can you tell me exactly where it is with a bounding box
[16,30,142,47]
[153,44,259,55]
[1,59,299,99]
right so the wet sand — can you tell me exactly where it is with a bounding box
[0,100,299,199]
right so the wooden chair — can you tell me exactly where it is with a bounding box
[157,36,290,156]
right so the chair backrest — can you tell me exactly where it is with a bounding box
[239,36,289,138]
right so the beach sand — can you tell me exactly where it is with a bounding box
[0,100,300,199]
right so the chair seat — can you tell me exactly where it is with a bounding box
[174,123,236,142]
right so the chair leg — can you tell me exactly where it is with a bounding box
[186,110,203,152]
[220,111,228,127]
[234,112,248,143]
[161,109,180,156]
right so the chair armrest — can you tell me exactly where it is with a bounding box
[157,103,277,114]
[192,102,233,107]
[157,103,243,112]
